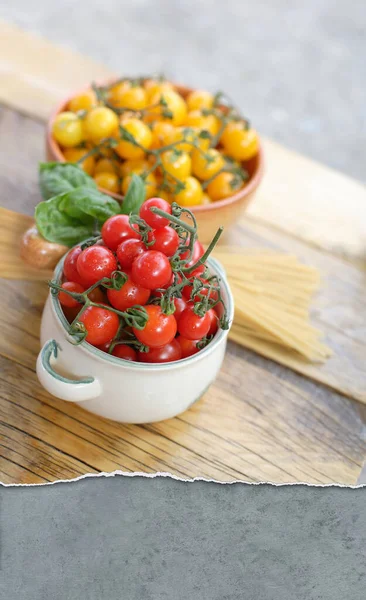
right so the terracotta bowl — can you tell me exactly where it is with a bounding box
[46,82,264,244]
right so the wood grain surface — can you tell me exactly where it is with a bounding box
[0,103,365,485]
[0,22,365,485]
[1,309,365,485]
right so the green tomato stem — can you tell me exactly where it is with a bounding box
[183,226,224,274]
[149,207,196,235]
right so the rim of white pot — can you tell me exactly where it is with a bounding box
[50,249,234,371]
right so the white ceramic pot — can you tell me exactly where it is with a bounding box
[36,255,234,424]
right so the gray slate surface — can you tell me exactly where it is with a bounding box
[1,476,366,600]
[0,0,365,182]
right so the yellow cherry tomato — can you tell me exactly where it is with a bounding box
[184,110,221,137]
[191,148,225,180]
[201,192,212,205]
[94,172,120,194]
[63,148,95,176]
[186,90,214,112]
[67,90,97,113]
[115,118,153,159]
[222,155,241,169]
[94,158,118,175]
[150,122,176,150]
[166,126,199,154]
[145,89,187,126]
[144,79,174,102]
[221,123,259,161]
[195,132,211,152]
[161,150,191,181]
[119,158,150,178]
[147,153,160,174]
[207,171,244,201]
[113,85,147,111]
[84,107,119,143]
[122,171,157,199]
[98,145,116,159]
[156,189,173,203]
[107,80,131,106]
[174,176,203,207]
[52,112,84,147]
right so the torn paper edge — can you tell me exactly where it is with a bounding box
[1,470,365,488]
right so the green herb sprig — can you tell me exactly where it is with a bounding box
[35,163,146,246]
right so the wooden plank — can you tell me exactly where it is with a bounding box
[250,138,366,266]
[0,422,96,483]
[0,351,365,485]
[0,19,113,121]
[0,208,54,280]
[358,462,366,485]
[0,21,365,263]
[226,219,366,403]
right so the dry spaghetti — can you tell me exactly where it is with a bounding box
[214,248,332,362]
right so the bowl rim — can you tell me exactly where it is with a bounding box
[46,79,264,213]
[50,250,234,371]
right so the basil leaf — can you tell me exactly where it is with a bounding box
[39,162,97,200]
[59,186,120,222]
[35,186,120,246]
[120,174,146,215]
[35,195,94,246]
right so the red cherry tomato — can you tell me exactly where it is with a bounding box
[131,251,172,290]
[63,246,86,286]
[101,214,140,251]
[173,297,187,321]
[152,272,181,298]
[178,306,211,340]
[96,341,112,353]
[147,227,180,257]
[79,306,119,346]
[62,305,81,324]
[181,239,205,276]
[117,238,146,269]
[182,281,193,300]
[77,245,118,287]
[133,305,177,348]
[200,285,219,302]
[182,276,218,302]
[138,339,182,363]
[181,239,204,263]
[107,275,150,311]
[152,273,173,298]
[207,308,219,336]
[177,335,200,358]
[87,286,106,304]
[139,197,172,229]
[112,344,138,362]
[58,281,85,308]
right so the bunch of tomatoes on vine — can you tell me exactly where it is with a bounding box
[50,196,230,364]
[52,76,259,206]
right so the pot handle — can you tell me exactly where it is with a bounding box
[36,339,101,403]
